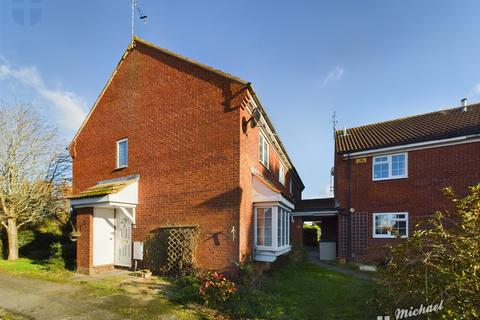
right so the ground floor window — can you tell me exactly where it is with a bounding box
[255,205,291,250]
[373,212,408,238]
[256,208,273,247]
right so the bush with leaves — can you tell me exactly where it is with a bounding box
[377,185,480,319]
[198,272,237,308]
[303,224,321,247]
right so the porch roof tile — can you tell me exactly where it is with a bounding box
[69,180,135,199]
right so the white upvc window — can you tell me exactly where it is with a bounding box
[259,132,270,169]
[373,212,408,238]
[372,153,407,181]
[255,205,290,250]
[279,163,285,185]
[116,138,128,168]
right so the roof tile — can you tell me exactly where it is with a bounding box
[336,103,480,153]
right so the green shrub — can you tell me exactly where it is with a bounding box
[199,272,237,308]
[377,185,480,319]
[44,242,65,270]
[303,224,321,246]
[288,242,306,265]
[18,229,36,248]
[170,275,202,304]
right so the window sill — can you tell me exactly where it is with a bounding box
[372,175,408,182]
[259,161,270,172]
[373,235,408,239]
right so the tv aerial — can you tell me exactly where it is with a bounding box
[131,0,148,42]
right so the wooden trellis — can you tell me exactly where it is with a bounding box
[144,225,199,276]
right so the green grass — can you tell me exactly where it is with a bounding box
[229,262,379,320]
[0,259,378,319]
[0,258,73,282]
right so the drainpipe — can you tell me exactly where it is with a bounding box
[346,154,353,262]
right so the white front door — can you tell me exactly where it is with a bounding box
[115,209,132,267]
[93,208,115,266]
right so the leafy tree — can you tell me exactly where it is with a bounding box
[377,185,480,319]
[0,104,70,260]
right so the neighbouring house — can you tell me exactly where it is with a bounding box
[333,101,480,262]
[290,102,480,263]
[69,37,305,275]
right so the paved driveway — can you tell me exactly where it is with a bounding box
[0,272,125,320]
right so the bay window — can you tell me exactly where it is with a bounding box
[256,208,272,247]
[255,205,291,250]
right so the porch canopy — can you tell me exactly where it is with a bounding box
[70,176,139,223]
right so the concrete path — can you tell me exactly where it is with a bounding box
[306,250,376,281]
[0,272,124,320]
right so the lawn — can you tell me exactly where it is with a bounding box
[254,262,378,319]
[0,259,378,319]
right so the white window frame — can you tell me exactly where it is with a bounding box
[254,204,291,251]
[259,132,270,169]
[116,138,128,168]
[279,162,285,185]
[372,152,408,181]
[372,212,409,238]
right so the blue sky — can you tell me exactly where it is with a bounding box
[1,0,480,198]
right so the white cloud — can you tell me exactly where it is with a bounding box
[322,66,344,87]
[0,61,87,132]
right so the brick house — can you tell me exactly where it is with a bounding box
[69,37,304,275]
[333,102,480,262]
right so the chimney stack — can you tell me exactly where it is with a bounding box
[461,98,468,111]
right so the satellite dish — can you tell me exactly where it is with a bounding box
[242,108,262,133]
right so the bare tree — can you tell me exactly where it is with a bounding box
[0,104,69,260]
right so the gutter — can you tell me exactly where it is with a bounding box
[341,134,480,159]
[246,83,305,190]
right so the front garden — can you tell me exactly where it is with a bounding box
[0,256,378,320]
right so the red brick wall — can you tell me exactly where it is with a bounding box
[75,207,93,274]
[72,42,248,272]
[72,41,303,273]
[238,95,303,260]
[335,141,480,262]
[291,217,304,246]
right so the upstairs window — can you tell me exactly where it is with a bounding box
[279,163,285,185]
[259,133,270,169]
[373,212,408,238]
[373,153,407,180]
[116,138,128,168]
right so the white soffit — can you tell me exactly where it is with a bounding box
[252,176,294,210]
